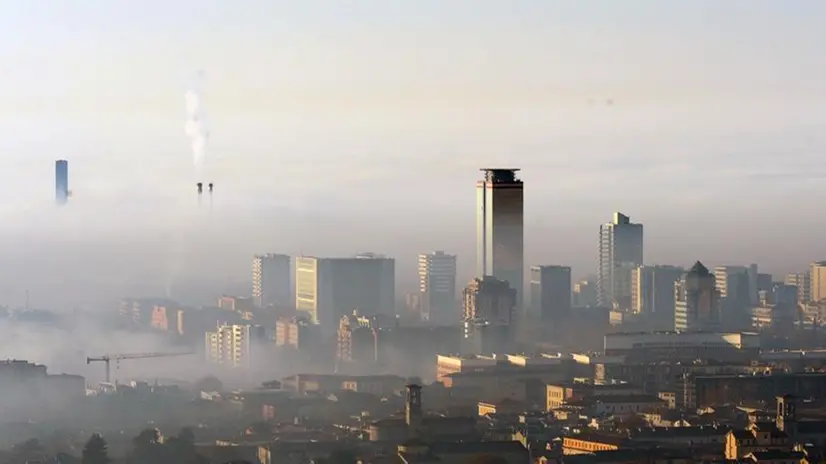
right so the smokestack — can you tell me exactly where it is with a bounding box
[208,183,213,193]
[196,182,203,194]
[55,160,69,205]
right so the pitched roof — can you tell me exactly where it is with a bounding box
[689,261,710,276]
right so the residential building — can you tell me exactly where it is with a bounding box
[811,261,826,303]
[205,324,263,368]
[785,272,811,304]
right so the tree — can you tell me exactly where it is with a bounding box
[164,428,205,464]
[82,434,110,464]
[129,429,162,464]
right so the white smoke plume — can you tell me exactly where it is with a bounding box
[184,71,210,176]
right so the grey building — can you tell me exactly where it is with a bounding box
[55,159,68,205]
[252,253,291,308]
[295,255,395,336]
[476,169,524,309]
[417,251,457,325]
[529,265,572,322]
[674,261,721,331]
[598,212,643,310]
[631,265,684,330]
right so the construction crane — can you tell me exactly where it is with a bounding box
[86,351,194,383]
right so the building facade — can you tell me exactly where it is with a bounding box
[476,169,524,308]
[811,261,826,304]
[205,324,262,368]
[252,253,291,308]
[631,265,684,324]
[417,251,457,325]
[785,272,811,304]
[675,261,721,331]
[597,212,643,310]
[529,265,572,322]
[295,255,395,335]
[462,276,517,354]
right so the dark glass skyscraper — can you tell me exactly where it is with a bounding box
[476,169,524,308]
[55,160,68,205]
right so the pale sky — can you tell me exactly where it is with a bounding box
[0,1,824,307]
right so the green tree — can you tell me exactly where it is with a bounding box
[82,434,110,464]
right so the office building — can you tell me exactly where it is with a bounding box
[597,212,643,310]
[631,265,684,329]
[252,253,291,308]
[785,272,811,304]
[529,265,572,322]
[462,276,517,324]
[756,273,773,293]
[811,262,826,304]
[462,276,516,354]
[573,279,597,307]
[417,251,457,325]
[476,169,524,308]
[714,264,759,307]
[295,255,395,335]
[55,159,68,205]
[674,261,721,331]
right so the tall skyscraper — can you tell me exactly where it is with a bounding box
[597,212,643,309]
[295,255,395,335]
[529,265,572,322]
[417,251,457,325]
[55,159,68,205]
[476,169,524,308]
[674,261,720,331]
[252,253,291,308]
[631,265,684,329]
[810,261,826,304]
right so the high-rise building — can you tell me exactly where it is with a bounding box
[810,262,826,304]
[417,251,457,325]
[55,159,68,205]
[476,169,524,308]
[597,212,643,309]
[631,265,684,328]
[674,261,721,331]
[785,272,811,304]
[529,265,571,322]
[462,276,516,354]
[573,279,597,307]
[252,254,291,308]
[715,265,759,308]
[295,255,395,335]
[205,324,264,368]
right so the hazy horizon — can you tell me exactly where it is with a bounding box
[0,1,825,309]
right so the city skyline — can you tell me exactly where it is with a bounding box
[0,2,824,309]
